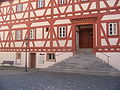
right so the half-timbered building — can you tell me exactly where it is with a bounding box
[0,0,120,70]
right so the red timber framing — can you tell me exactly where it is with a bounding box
[0,0,119,53]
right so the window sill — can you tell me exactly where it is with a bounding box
[46,59,56,62]
[58,3,67,6]
[80,1,90,3]
[37,7,44,9]
[58,37,66,39]
[16,11,23,13]
[108,35,119,38]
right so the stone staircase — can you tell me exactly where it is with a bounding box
[41,49,120,76]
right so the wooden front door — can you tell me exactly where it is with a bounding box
[30,53,36,68]
[79,30,93,48]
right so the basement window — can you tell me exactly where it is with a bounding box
[16,53,21,59]
[46,53,56,62]
[108,23,118,36]
[16,53,21,65]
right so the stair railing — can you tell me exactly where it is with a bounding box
[98,52,110,67]
[92,48,111,67]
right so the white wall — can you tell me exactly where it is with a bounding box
[96,52,120,70]
[0,52,16,63]
[0,52,16,66]
[0,52,73,68]
[0,52,28,67]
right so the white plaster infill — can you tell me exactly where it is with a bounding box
[0,26,9,30]
[31,21,50,27]
[102,14,120,21]
[12,24,27,29]
[109,38,118,46]
[54,19,71,25]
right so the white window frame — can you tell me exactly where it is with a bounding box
[59,26,66,38]
[38,0,44,8]
[16,30,22,40]
[17,4,23,12]
[30,29,36,39]
[108,23,117,36]
[59,0,66,5]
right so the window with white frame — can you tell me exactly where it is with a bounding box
[59,0,66,5]
[17,4,23,12]
[59,26,66,38]
[108,23,117,36]
[46,53,56,62]
[16,30,22,40]
[30,29,36,39]
[38,0,44,8]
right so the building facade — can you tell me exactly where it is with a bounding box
[0,0,120,70]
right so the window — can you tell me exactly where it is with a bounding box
[16,53,21,59]
[38,0,44,8]
[59,0,66,5]
[30,29,36,39]
[46,53,56,62]
[59,26,66,38]
[16,30,22,40]
[108,23,117,36]
[17,4,23,12]
[46,27,49,32]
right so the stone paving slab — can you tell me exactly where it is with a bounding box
[0,67,120,90]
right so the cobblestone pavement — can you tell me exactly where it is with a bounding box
[0,67,120,90]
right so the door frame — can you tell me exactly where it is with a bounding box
[71,17,97,54]
[75,23,95,54]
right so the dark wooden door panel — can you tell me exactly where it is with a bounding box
[88,31,93,48]
[79,30,93,48]
[30,53,36,68]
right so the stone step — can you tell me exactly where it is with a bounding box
[70,56,99,59]
[50,64,110,70]
[45,67,119,73]
[64,57,101,60]
[54,61,108,66]
[52,64,109,68]
[47,66,116,72]
[60,60,104,64]
[66,58,104,62]
[41,68,120,76]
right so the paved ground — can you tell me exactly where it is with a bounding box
[0,67,120,90]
